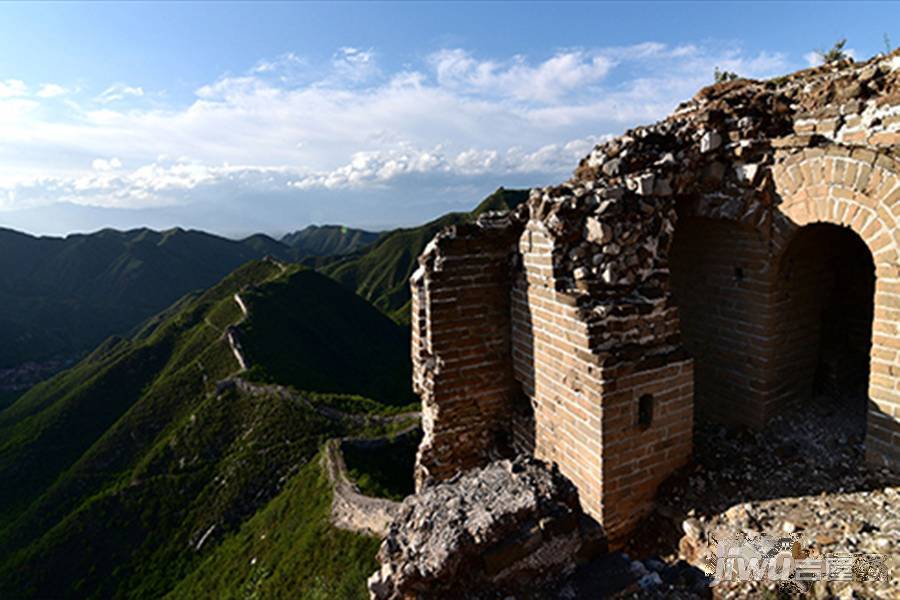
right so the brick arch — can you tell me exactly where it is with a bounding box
[772,146,900,265]
[771,146,900,469]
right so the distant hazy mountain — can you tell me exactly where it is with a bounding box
[282,225,381,257]
[0,260,413,598]
[321,187,529,323]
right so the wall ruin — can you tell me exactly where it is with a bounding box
[411,51,900,542]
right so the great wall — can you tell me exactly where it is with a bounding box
[365,50,900,598]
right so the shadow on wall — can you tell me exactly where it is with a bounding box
[669,214,898,509]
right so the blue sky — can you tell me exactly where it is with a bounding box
[0,1,896,237]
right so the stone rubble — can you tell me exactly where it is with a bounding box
[521,50,900,352]
[368,456,605,599]
[623,394,899,599]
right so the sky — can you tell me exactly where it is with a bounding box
[0,1,897,238]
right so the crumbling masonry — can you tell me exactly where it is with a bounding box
[410,51,900,543]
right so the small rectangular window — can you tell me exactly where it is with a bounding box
[638,394,654,429]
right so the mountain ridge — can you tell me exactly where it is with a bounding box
[281,224,381,257]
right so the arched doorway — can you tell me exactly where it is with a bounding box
[774,223,875,429]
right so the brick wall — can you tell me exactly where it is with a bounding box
[671,215,877,429]
[597,359,693,539]
[670,216,777,427]
[511,220,693,542]
[411,219,521,488]
[511,221,606,521]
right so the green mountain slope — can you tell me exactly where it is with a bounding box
[0,227,296,374]
[321,187,528,323]
[0,260,414,599]
[239,269,414,403]
[282,225,381,257]
[167,457,381,600]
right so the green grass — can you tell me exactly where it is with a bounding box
[343,431,421,501]
[166,458,380,600]
[303,390,418,415]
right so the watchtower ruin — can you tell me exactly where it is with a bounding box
[410,51,900,542]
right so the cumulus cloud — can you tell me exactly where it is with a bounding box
[332,47,379,82]
[253,51,304,74]
[36,83,69,98]
[287,139,602,191]
[91,157,123,171]
[430,49,613,103]
[0,79,27,98]
[0,42,801,229]
[95,83,144,104]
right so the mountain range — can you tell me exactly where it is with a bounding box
[0,223,379,400]
[0,189,525,391]
[281,225,381,257]
[0,187,528,596]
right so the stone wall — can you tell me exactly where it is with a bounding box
[410,50,900,545]
[323,438,401,538]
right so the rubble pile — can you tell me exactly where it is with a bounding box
[630,395,898,599]
[520,51,900,348]
[367,456,604,599]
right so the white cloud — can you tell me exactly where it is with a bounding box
[288,134,606,190]
[91,157,123,171]
[0,79,27,98]
[0,42,802,227]
[253,52,304,74]
[36,83,69,98]
[95,83,144,104]
[332,47,379,82]
[430,49,613,103]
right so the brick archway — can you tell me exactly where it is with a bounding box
[772,146,900,468]
[772,146,899,262]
